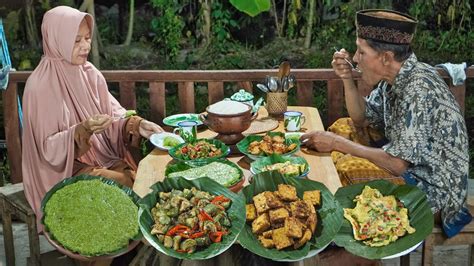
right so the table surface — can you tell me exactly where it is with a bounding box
[133,106,341,197]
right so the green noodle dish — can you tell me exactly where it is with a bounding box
[44,180,139,256]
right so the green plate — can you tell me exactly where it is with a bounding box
[165,159,243,187]
[237,171,343,261]
[41,175,142,258]
[334,180,434,259]
[250,154,309,178]
[138,176,246,260]
[236,132,300,160]
[163,113,203,127]
[169,138,230,167]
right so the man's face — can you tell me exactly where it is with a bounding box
[353,38,384,87]
[71,19,91,65]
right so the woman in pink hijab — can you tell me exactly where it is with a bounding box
[22,5,163,235]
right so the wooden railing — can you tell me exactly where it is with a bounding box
[3,67,474,184]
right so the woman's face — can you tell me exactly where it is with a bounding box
[353,38,384,87]
[71,19,91,65]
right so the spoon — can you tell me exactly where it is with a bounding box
[278,61,291,83]
[333,47,361,73]
[256,83,269,93]
[282,76,289,92]
[268,76,279,92]
[287,74,296,90]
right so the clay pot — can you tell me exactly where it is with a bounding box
[201,101,254,145]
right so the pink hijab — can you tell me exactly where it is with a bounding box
[22,6,131,230]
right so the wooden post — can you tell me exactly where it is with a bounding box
[2,82,22,184]
[327,80,344,127]
[149,81,166,125]
[449,83,466,115]
[178,82,195,113]
[208,82,224,105]
[119,81,137,110]
[296,81,314,107]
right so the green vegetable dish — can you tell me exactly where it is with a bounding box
[163,136,181,148]
[167,161,242,187]
[150,188,232,254]
[175,140,223,160]
[43,179,139,256]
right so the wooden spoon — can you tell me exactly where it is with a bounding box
[278,61,291,83]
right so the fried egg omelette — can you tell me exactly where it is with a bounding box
[343,186,416,247]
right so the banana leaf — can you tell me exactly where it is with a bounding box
[237,171,343,261]
[138,176,246,260]
[250,154,309,178]
[236,132,300,160]
[40,174,142,258]
[334,180,434,259]
[169,138,230,166]
[165,159,243,187]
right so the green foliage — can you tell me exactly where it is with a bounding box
[230,0,271,17]
[150,0,185,61]
[211,1,240,51]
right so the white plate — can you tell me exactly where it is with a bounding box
[162,113,203,127]
[382,241,423,260]
[150,133,185,151]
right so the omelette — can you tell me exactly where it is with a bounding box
[343,186,416,247]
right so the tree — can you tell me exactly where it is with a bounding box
[123,0,135,46]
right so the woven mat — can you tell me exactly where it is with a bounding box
[243,117,279,135]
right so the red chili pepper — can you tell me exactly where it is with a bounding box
[190,232,205,239]
[199,209,214,222]
[166,225,191,236]
[211,195,230,204]
[209,231,224,243]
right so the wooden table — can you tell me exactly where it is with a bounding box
[131,106,342,265]
[133,106,341,197]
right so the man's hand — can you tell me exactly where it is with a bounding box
[332,48,354,80]
[138,120,164,139]
[300,131,339,153]
[83,114,113,134]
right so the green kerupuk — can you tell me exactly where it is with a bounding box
[44,180,138,256]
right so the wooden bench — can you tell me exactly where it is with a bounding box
[0,182,40,266]
[1,67,473,265]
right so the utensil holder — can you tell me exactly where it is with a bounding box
[266,91,288,118]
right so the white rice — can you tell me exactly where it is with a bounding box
[208,100,249,114]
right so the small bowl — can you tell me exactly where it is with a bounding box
[228,175,246,193]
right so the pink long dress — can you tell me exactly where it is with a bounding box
[22,6,132,232]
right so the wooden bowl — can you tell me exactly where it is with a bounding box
[202,101,254,144]
[228,175,246,193]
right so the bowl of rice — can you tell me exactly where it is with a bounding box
[201,100,255,145]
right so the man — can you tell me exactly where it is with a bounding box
[301,9,471,237]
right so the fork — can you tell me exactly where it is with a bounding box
[333,47,361,73]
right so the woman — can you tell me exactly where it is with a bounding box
[22,6,163,235]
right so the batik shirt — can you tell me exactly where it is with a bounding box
[365,53,471,237]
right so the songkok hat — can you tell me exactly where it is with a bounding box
[356,9,418,44]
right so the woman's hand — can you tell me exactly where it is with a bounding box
[300,131,339,153]
[331,48,354,80]
[83,114,113,134]
[138,119,164,139]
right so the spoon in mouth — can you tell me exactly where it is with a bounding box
[333,47,362,73]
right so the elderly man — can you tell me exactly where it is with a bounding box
[301,9,471,237]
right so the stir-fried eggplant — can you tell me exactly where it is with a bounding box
[150,188,232,254]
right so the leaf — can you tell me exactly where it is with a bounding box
[138,176,246,260]
[169,138,230,166]
[334,180,434,259]
[236,132,301,161]
[250,154,309,178]
[230,0,271,17]
[237,171,343,261]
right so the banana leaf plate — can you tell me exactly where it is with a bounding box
[236,132,300,161]
[41,174,142,260]
[169,138,230,167]
[333,180,434,259]
[138,176,246,260]
[238,171,343,261]
[250,154,309,178]
[165,159,243,188]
